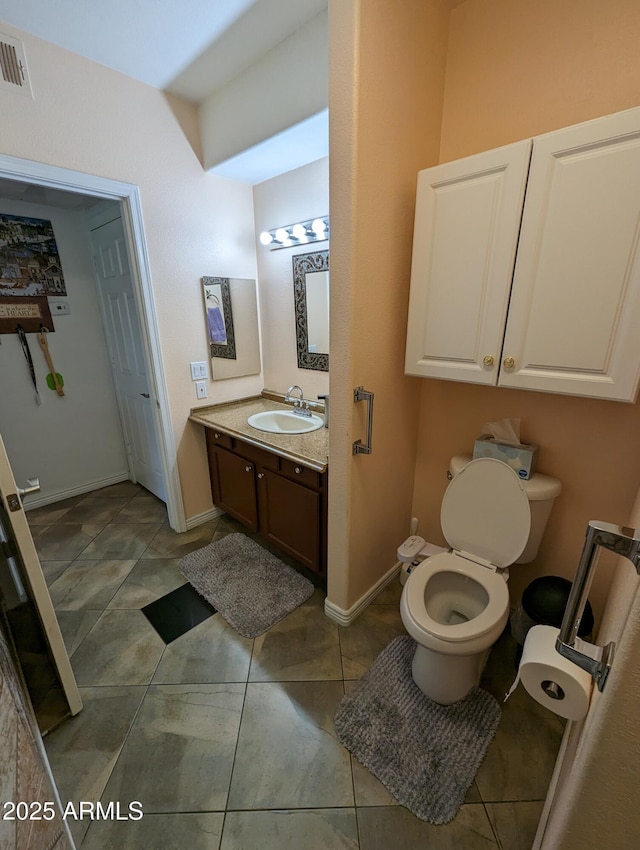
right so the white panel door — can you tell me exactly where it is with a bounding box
[91,218,166,500]
[501,108,640,401]
[405,139,532,384]
[0,434,81,717]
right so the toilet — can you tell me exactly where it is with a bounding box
[400,456,561,705]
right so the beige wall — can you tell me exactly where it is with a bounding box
[412,0,640,620]
[327,0,450,610]
[253,157,330,400]
[0,21,260,522]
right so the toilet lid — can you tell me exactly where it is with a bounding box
[441,458,531,567]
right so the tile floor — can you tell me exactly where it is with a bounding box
[27,481,565,849]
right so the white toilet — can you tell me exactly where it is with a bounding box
[400,456,561,705]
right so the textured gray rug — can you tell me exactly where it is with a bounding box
[334,635,501,824]
[177,532,315,638]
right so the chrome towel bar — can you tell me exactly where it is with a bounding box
[353,386,374,455]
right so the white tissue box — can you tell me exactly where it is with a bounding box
[472,436,538,479]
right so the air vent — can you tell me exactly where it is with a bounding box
[0,33,32,98]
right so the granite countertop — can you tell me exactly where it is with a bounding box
[189,391,329,473]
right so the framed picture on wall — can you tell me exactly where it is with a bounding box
[0,214,67,296]
[202,276,236,360]
[0,295,54,333]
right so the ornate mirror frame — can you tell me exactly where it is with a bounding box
[292,250,329,372]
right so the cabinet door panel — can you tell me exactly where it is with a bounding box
[405,139,531,384]
[213,448,258,531]
[260,470,320,572]
[501,109,640,401]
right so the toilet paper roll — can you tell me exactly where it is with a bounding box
[505,625,593,720]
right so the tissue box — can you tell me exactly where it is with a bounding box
[473,436,538,479]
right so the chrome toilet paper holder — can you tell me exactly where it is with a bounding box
[556,520,640,692]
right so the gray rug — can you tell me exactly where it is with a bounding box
[177,533,315,638]
[334,635,501,824]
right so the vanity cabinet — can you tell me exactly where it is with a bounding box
[405,107,640,402]
[205,429,327,576]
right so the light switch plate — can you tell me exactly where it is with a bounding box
[195,380,207,399]
[190,361,208,381]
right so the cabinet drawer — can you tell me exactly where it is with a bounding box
[279,459,321,489]
[235,440,279,470]
[206,428,233,450]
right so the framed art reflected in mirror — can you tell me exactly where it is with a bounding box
[203,277,236,360]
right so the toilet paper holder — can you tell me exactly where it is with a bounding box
[556,520,640,692]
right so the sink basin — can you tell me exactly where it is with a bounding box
[247,409,324,435]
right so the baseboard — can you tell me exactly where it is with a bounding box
[23,472,130,510]
[186,506,223,529]
[324,561,402,626]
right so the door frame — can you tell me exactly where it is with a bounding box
[0,153,186,532]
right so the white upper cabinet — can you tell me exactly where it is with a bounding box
[405,139,532,385]
[405,107,640,402]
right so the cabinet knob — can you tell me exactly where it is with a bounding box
[294,466,302,474]
[482,355,494,368]
[257,472,264,479]
[214,432,221,438]
[503,356,515,370]
[245,465,252,473]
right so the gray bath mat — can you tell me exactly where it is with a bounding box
[334,635,501,824]
[177,533,314,638]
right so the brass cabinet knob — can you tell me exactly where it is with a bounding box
[214,432,221,438]
[294,466,302,474]
[257,472,264,479]
[482,355,494,368]
[503,356,515,370]
[245,465,252,473]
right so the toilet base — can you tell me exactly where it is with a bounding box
[411,643,490,705]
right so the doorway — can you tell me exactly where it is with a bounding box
[0,153,184,532]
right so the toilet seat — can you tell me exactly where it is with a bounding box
[442,457,531,567]
[402,552,509,643]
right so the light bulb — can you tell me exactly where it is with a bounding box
[311,218,326,237]
[292,224,306,240]
[275,228,288,243]
[259,231,272,245]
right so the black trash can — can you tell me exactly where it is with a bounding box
[510,576,594,666]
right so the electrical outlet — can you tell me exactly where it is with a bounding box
[195,380,207,399]
[190,361,208,381]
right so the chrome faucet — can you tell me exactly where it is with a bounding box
[285,385,312,417]
[556,520,640,691]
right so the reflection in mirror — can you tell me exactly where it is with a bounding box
[202,276,261,380]
[293,250,329,372]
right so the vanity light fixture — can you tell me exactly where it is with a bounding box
[259,216,329,250]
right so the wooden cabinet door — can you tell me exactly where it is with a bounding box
[211,447,258,531]
[501,108,640,401]
[258,469,321,573]
[405,139,531,384]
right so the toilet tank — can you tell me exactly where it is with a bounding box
[449,456,561,564]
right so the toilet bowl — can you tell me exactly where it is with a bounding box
[400,457,560,705]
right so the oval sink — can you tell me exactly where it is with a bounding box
[248,410,324,435]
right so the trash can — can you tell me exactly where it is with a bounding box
[510,576,594,665]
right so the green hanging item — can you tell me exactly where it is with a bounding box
[38,327,65,396]
[45,371,65,391]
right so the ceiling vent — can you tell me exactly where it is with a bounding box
[0,33,33,98]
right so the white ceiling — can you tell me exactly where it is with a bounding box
[0,0,328,184]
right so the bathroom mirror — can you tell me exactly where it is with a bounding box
[202,276,261,380]
[292,250,329,371]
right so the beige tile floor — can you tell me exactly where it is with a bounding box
[28,482,564,849]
